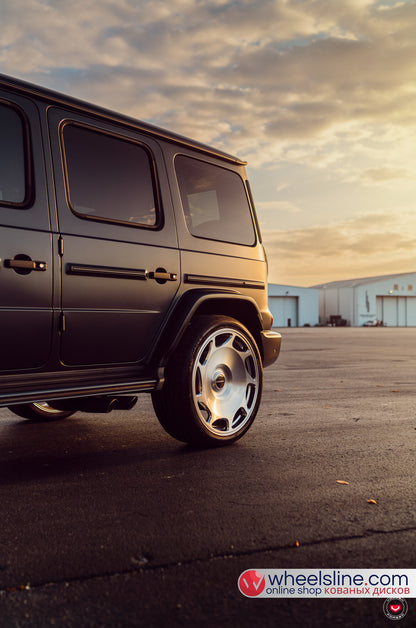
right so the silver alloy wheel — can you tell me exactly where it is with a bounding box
[192,326,260,437]
[32,402,67,415]
[8,401,76,421]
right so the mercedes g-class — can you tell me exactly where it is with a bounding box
[0,74,281,446]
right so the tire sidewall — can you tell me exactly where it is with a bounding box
[177,315,263,445]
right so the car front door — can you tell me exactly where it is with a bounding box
[0,91,53,371]
[48,109,179,367]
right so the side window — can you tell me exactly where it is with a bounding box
[0,102,31,207]
[62,123,159,227]
[175,155,256,246]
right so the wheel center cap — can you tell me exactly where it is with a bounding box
[212,371,226,392]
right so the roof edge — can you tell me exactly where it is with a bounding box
[312,271,416,289]
[0,73,247,166]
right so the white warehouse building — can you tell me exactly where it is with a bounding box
[268,283,319,328]
[315,271,416,327]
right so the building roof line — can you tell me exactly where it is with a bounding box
[312,271,416,290]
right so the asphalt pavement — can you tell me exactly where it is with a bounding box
[0,327,415,627]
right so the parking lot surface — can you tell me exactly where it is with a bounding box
[0,327,415,626]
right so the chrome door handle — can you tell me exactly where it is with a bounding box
[4,258,47,272]
[147,269,178,282]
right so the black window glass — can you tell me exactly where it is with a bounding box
[0,104,27,205]
[63,124,158,227]
[175,155,255,246]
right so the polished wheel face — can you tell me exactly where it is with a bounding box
[151,315,263,446]
[32,402,67,415]
[192,327,260,437]
[7,402,75,421]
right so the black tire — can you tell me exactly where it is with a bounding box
[152,315,263,446]
[8,402,75,422]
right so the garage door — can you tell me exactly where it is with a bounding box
[376,296,416,326]
[407,298,416,325]
[269,296,298,327]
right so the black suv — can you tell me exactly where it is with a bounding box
[0,74,281,446]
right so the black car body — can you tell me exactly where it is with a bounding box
[0,74,281,445]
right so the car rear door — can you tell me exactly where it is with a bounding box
[48,108,180,367]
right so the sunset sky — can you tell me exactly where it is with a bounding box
[1,0,415,286]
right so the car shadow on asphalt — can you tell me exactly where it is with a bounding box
[0,411,254,485]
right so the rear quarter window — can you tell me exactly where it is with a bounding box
[175,155,256,246]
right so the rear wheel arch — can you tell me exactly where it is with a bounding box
[151,292,265,368]
[195,298,264,356]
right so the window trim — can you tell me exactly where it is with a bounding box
[174,153,257,247]
[60,120,163,230]
[0,99,35,209]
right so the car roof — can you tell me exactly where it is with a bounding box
[0,73,247,166]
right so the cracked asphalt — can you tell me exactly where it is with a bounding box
[0,327,415,627]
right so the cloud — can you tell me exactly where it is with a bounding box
[256,199,301,214]
[263,210,416,285]
[361,167,410,183]
[1,0,415,285]
[264,211,416,258]
[2,0,416,157]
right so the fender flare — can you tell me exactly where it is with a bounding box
[149,289,265,370]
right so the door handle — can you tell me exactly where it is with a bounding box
[147,269,178,282]
[4,258,47,272]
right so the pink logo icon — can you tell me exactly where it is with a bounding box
[238,570,266,597]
